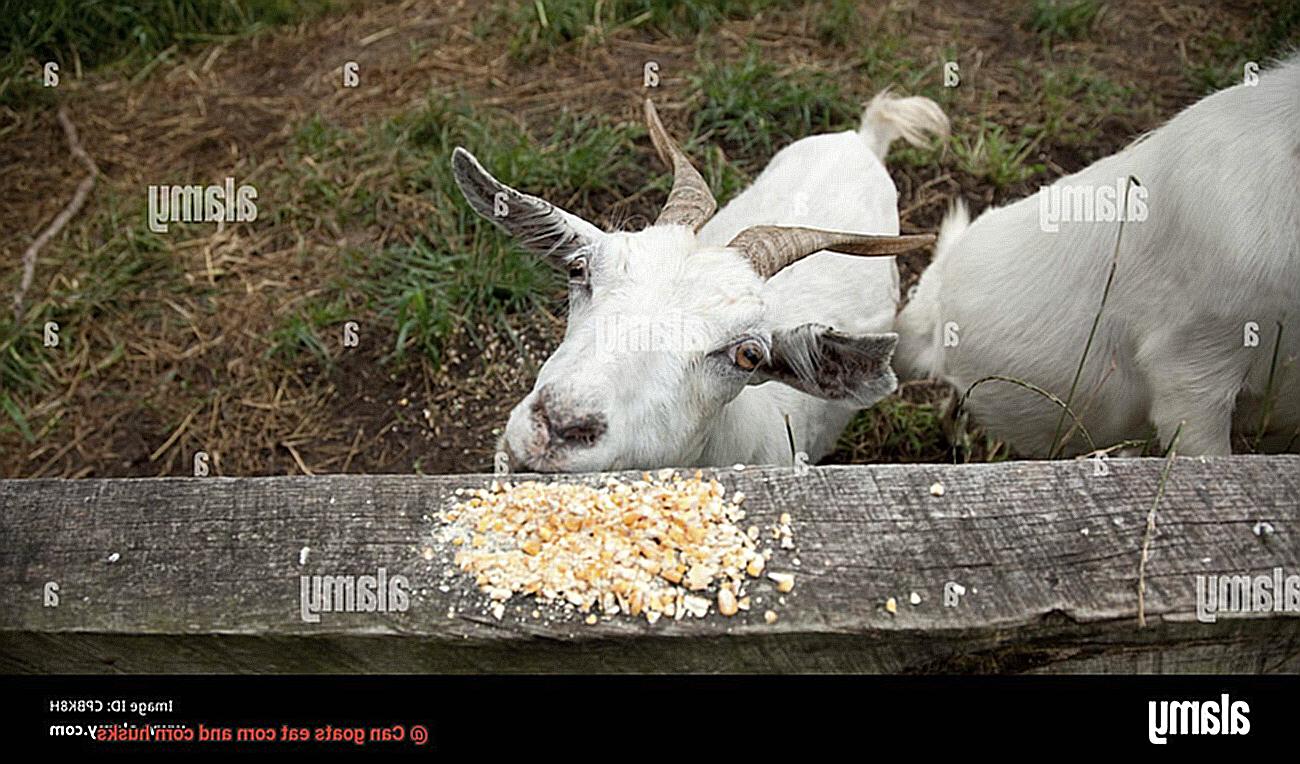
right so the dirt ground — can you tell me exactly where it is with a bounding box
[0,0,1285,477]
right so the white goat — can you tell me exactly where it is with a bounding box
[453,92,948,471]
[896,55,1300,457]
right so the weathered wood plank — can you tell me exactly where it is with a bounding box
[2,456,1298,673]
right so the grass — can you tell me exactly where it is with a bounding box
[1183,0,1300,92]
[959,374,1096,453]
[689,47,859,168]
[265,295,351,367]
[1024,0,1102,44]
[267,94,650,367]
[949,120,1044,190]
[1136,421,1182,627]
[371,97,645,364]
[484,0,781,61]
[816,0,864,47]
[1251,321,1289,453]
[695,142,752,208]
[0,0,335,107]
[835,397,947,463]
[0,191,183,440]
[680,40,934,200]
[856,29,944,96]
[834,393,1007,464]
[1026,64,1140,149]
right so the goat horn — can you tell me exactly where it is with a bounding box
[728,225,935,280]
[644,99,716,231]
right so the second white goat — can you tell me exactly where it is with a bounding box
[895,56,1300,456]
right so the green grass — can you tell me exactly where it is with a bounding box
[1024,0,1102,44]
[949,120,1045,190]
[695,142,751,208]
[376,97,648,363]
[266,294,352,367]
[1017,63,1144,153]
[689,47,858,168]
[836,398,946,462]
[835,396,1007,463]
[1251,321,1290,453]
[0,192,182,440]
[1185,0,1300,93]
[484,0,781,61]
[816,0,864,47]
[269,94,653,366]
[0,0,334,107]
[857,33,943,95]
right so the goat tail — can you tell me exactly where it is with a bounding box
[933,198,970,268]
[859,89,949,159]
[894,199,969,381]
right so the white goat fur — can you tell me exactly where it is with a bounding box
[896,56,1300,456]
[499,93,949,471]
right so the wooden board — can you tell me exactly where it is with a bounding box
[2,456,1298,673]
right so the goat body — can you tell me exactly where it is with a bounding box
[698,94,948,464]
[896,57,1300,456]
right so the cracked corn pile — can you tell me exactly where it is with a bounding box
[439,471,795,624]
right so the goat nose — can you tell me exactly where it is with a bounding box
[533,387,607,447]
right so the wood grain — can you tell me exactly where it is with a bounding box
[2,456,1298,673]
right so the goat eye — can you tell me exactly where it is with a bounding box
[733,340,764,371]
[567,256,588,284]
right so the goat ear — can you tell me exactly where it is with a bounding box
[451,147,603,265]
[752,325,898,406]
